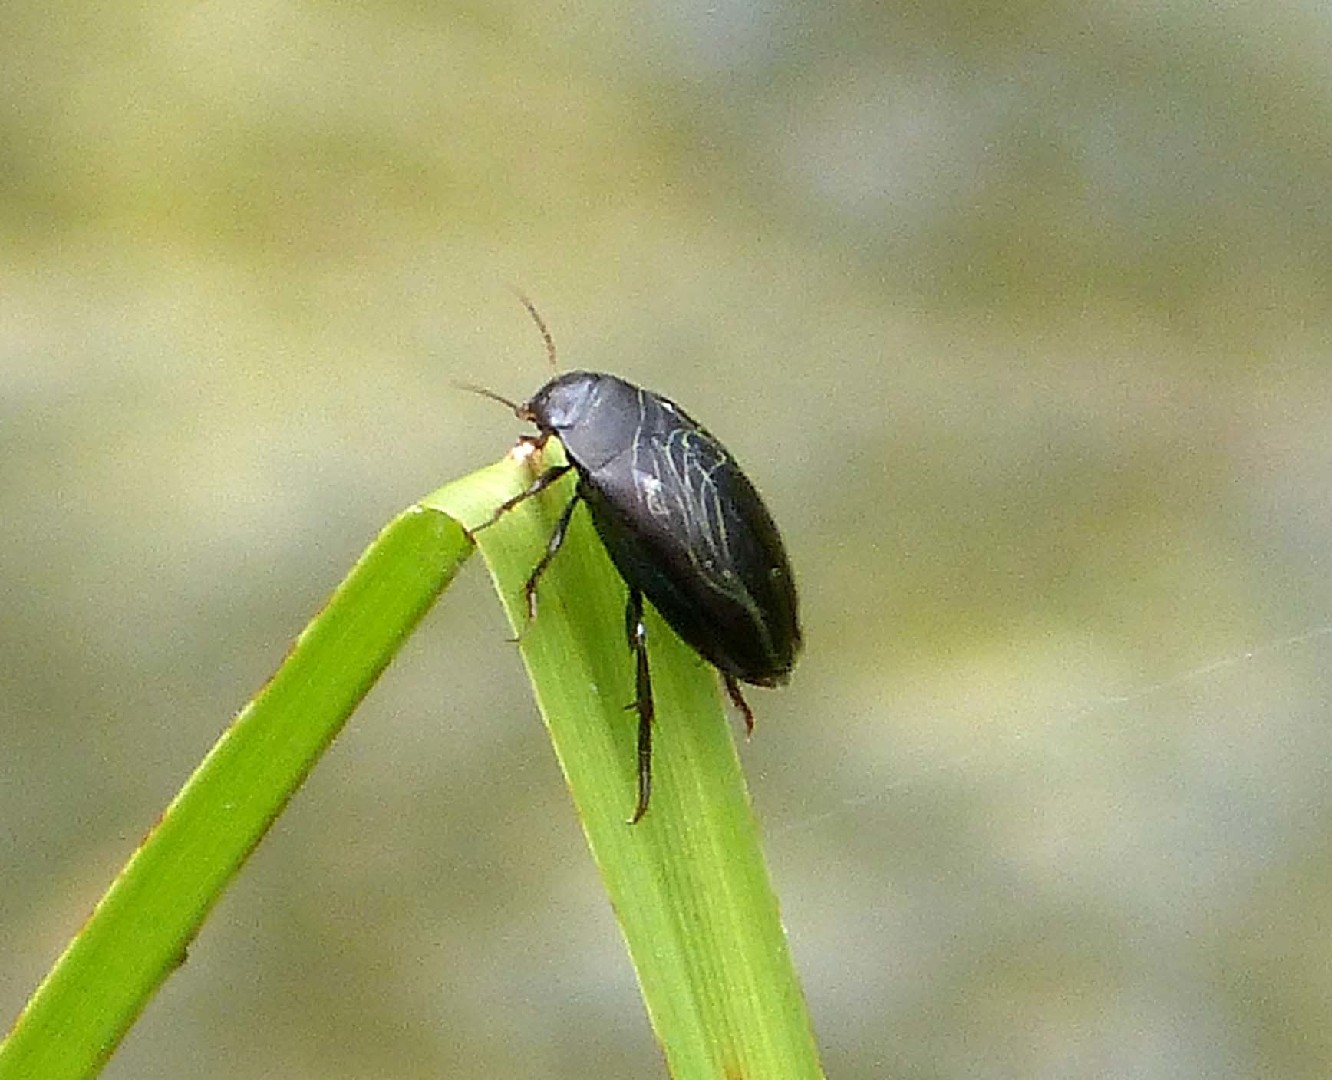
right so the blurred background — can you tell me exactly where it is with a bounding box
[3,2,1332,1077]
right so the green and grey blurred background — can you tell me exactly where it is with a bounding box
[4,2,1332,1077]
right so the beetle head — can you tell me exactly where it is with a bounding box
[522,371,602,433]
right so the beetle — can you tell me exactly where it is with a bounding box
[474,298,801,823]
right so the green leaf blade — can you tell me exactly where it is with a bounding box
[1,506,473,1080]
[4,448,822,1080]
[426,447,824,1079]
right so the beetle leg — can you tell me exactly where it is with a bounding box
[473,462,573,532]
[723,674,756,737]
[625,587,655,824]
[520,487,582,623]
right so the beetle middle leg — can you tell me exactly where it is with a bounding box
[625,587,655,824]
[519,485,583,623]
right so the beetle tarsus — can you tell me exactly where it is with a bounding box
[626,588,655,824]
[724,674,756,737]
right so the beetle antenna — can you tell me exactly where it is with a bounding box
[455,382,521,412]
[509,287,559,372]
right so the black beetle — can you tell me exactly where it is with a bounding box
[475,300,801,822]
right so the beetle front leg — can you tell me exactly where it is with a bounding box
[473,462,573,532]
[625,587,655,824]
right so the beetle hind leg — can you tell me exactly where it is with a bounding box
[724,674,756,737]
[625,588,655,824]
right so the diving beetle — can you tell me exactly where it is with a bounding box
[474,298,801,822]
